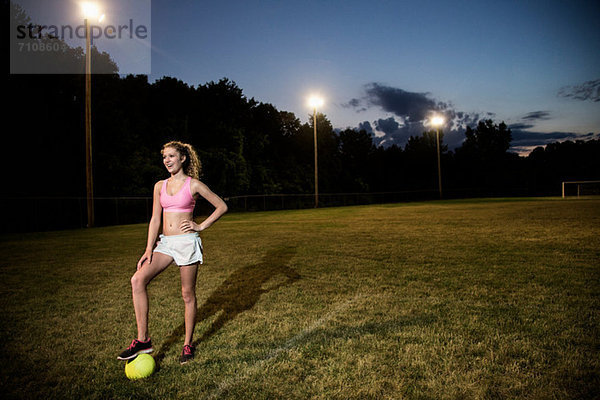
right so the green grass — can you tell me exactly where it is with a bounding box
[0,198,599,399]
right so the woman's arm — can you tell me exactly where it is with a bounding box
[180,179,228,233]
[137,181,163,269]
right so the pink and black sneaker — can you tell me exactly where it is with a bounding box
[180,344,195,365]
[117,338,153,360]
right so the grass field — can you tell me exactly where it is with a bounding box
[0,198,599,399]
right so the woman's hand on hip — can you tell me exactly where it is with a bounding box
[180,219,201,233]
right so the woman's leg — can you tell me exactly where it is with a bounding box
[180,263,199,346]
[131,252,174,341]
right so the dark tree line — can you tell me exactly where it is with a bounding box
[4,1,599,203]
[6,69,599,200]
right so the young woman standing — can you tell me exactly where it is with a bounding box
[117,141,228,364]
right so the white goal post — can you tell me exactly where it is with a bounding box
[562,180,600,198]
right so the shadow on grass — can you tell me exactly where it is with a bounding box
[155,246,300,363]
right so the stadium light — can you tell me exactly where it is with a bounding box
[81,2,105,22]
[81,1,104,227]
[432,116,444,126]
[432,116,444,199]
[81,2,99,17]
[308,96,324,207]
[308,96,324,109]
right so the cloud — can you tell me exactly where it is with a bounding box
[357,121,374,134]
[345,98,361,108]
[507,129,582,155]
[508,127,599,155]
[508,114,599,154]
[345,83,596,154]
[509,123,534,131]
[558,79,600,102]
[510,129,580,147]
[345,82,484,149]
[581,132,600,138]
[506,111,552,138]
[358,116,465,149]
[374,117,400,134]
[373,117,417,147]
[522,111,551,121]
[508,110,591,151]
[361,83,438,122]
[343,98,368,112]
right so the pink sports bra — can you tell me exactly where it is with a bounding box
[160,176,196,213]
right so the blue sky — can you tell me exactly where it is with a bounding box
[148,0,600,153]
[14,0,600,153]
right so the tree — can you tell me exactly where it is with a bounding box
[459,120,511,159]
[269,111,306,193]
[9,1,118,74]
[527,139,600,194]
[454,120,519,191]
[368,144,404,191]
[338,129,375,191]
[6,1,120,198]
[298,113,341,193]
[402,130,448,191]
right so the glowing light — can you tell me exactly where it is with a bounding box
[81,2,100,17]
[431,116,444,126]
[308,96,324,109]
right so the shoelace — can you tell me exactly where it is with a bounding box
[128,339,149,350]
[127,339,139,350]
[182,345,193,356]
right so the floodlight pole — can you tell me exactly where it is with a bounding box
[436,128,443,199]
[313,107,319,208]
[85,18,94,227]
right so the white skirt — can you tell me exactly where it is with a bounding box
[153,233,203,266]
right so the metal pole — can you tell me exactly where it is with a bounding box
[313,107,319,208]
[85,19,94,227]
[436,128,443,199]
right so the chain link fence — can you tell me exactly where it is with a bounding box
[223,190,442,212]
[2,188,541,233]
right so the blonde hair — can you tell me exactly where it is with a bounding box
[161,141,202,179]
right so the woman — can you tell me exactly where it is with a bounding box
[117,141,228,365]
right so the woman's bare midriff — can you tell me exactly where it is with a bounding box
[162,212,193,235]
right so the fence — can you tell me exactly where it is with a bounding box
[0,197,152,233]
[224,190,442,212]
[1,188,539,233]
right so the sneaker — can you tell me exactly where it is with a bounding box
[180,344,195,365]
[117,338,153,360]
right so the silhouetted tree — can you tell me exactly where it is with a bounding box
[459,120,511,158]
[297,113,341,193]
[403,130,448,191]
[270,111,307,193]
[338,129,375,191]
[526,139,600,194]
[454,120,517,191]
[367,144,404,191]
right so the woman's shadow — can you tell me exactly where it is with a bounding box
[155,246,300,363]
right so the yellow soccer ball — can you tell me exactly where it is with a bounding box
[125,354,156,380]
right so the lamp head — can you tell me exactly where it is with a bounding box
[81,2,100,18]
[308,96,324,109]
[81,2,105,22]
[431,116,444,127]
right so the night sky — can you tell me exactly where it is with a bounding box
[14,0,600,154]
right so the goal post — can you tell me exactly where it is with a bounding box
[562,180,600,198]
